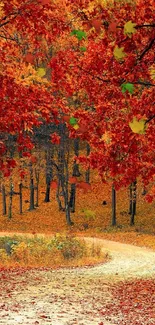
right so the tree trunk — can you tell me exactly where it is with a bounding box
[130,180,137,226]
[35,169,39,207]
[29,163,35,210]
[19,182,22,214]
[44,147,53,203]
[85,143,90,183]
[112,185,116,226]
[8,180,13,219]
[60,123,73,225]
[69,138,81,212]
[2,184,7,215]
[69,184,76,212]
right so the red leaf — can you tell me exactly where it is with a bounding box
[39,0,50,5]
[77,181,91,191]
[3,168,10,177]
[25,53,34,64]
[30,156,38,163]
[51,133,60,145]
[50,181,58,189]
[63,115,70,123]
[69,176,77,184]
[91,19,102,32]
[108,22,117,33]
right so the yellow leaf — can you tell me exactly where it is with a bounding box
[101,131,111,144]
[113,46,126,60]
[37,68,46,77]
[73,124,79,130]
[129,117,146,134]
[124,21,136,37]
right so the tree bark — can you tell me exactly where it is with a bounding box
[130,180,137,226]
[69,138,81,212]
[19,182,22,214]
[2,184,7,215]
[29,163,35,210]
[85,142,90,183]
[44,147,54,203]
[8,180,13,219]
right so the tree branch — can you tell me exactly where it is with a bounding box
[138,38,155,61]
[145,115,155,125]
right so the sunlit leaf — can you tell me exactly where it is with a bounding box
[73,124,79,130]
[129,117,147,134]
[124,20,136,37]
[37,68,46,77]
[113,46,126,60]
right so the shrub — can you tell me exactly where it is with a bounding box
[49,234,86,259]
[81,209,96,221]
[0,234,107,268]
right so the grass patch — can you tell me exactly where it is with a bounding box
[0,234,108,268]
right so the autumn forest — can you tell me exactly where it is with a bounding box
[0,0,155,324]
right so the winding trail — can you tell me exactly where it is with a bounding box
[0,232,155,325]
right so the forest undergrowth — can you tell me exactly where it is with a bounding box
[0,172,155,251]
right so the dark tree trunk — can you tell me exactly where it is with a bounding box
[19,182,23,214]
[85,143,90,183]
[35,169,39,207]
[56,176,65,211]
[44,147,54,203]
[112,185,116,226]
[130,180,137,226]
[8,181,13,219]
[29,163,35,210]
[59,123,73,225]
[2,184,7,215]
[69,184,76,212]
[69,138,81,212]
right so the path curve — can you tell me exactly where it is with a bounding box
[0,232,155,325]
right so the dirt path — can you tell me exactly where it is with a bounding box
[0,232,155,325]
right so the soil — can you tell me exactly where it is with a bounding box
[0,232,155,325]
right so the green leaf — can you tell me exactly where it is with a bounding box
[121,83,134,94]
[69,117,77,125]
[80,46,87,52]
[70,30,87,41]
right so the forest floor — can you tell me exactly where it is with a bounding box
[0,174,155,324]
[0,234,155,325]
